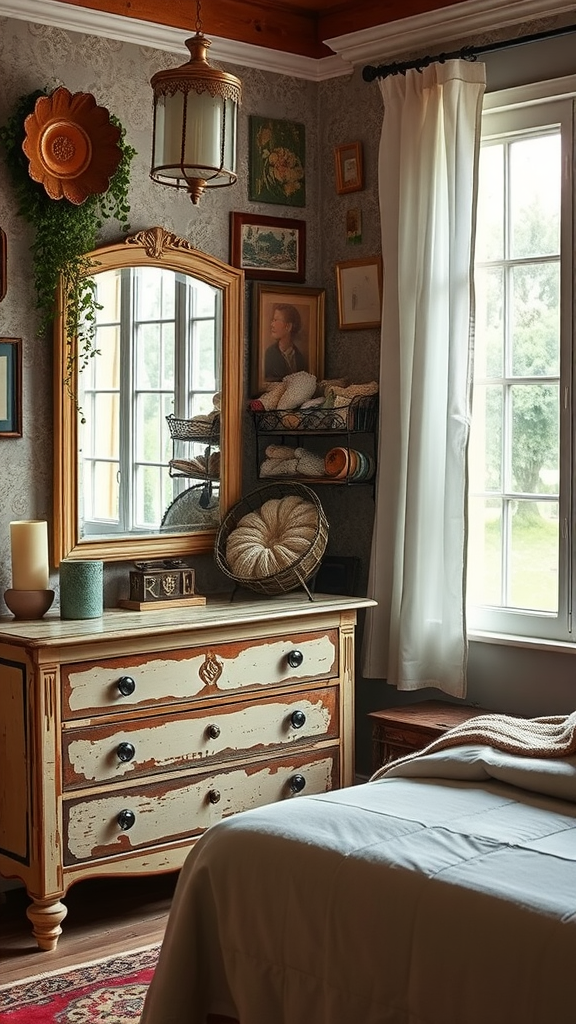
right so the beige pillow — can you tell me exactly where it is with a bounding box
[225,496,318,579]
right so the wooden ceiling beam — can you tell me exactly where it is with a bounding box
[54,0,335,58]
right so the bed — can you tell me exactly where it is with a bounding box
[140,712,576,1024]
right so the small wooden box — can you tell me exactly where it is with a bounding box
[119,565,207,609]
[368,700,491,774]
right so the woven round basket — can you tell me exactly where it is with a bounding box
[215,483,329,596]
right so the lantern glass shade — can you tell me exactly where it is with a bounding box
[150,33,241,205]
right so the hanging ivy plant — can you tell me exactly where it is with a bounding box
[0,88,137,415]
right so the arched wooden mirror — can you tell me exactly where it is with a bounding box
[53,226,244,564]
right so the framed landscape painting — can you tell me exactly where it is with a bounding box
[248,116,306,207]
[230,212,306,282]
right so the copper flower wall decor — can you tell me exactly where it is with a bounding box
[22,87,122,205]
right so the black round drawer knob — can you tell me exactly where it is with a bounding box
[290,709,306,729]
[208,789,221,804]
[117,675,136,696]
[289,774,306,794]
[206,723,221,740]
[117,808,136,830]
[117,741,136,762]
[287,650,304,668]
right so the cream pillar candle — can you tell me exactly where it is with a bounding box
[10,520,50,590]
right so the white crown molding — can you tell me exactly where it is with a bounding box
[327,0,576,67]
[0,0,352,80]
[0,0,574,81]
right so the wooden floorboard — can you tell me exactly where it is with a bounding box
[0,872,178,984]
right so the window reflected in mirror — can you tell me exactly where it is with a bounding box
[80,266,221,538]
[53,227,244,565]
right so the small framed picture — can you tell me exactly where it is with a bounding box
[335,257,383,330]
[0,337,22,437]
[0,228,6,301]
[252,283,325,396]
[230,212,306,282]
[346,208,362,245]
[249,116,306,207]
[334,142,363,195]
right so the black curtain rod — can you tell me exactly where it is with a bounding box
[362,22,576,82]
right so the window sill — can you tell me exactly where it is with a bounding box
[468,630,576,655]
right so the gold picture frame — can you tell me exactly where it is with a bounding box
[334,142,363,194]
[335,257,383,330]
[252,283,325,396]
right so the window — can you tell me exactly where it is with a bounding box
[467,85,574,641]
[78,266,220,536]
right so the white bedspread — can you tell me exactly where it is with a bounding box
[140,745,576,1024]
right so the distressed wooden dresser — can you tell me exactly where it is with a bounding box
[0,592,374,950]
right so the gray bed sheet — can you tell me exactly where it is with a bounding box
[140,744,576,1024]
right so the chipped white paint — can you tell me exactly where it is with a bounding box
[65,691,335,785]
[66,633,337,713]
[64,755,336,862]
[0,595,371,947]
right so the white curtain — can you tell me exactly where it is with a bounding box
[361,59,486,698]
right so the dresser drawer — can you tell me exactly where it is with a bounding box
[62,745,339,864]
[61,629,339,719]
[62,685,339,789]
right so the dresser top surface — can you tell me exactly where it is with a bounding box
[0,592,376,649]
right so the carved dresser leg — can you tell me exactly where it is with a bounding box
[26,896,68,951]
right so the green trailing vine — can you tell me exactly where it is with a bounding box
[0,88,136,416]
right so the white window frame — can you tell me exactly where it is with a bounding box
[80,268,220,536]
[467,77,576,642]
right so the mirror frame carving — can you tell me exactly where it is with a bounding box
[53,226,244,565]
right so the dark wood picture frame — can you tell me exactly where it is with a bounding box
[230,212,306,282]
[251,282,325,396]
[334,142,363,195]
[335,257,383,330]
[0,228,6,302]
[0,337,22,438]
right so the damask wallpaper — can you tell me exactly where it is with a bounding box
[0,14,383,612]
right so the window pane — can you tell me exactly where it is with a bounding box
[510,384,559,495]
[94,325,120,390]
[92,462,119,522]
[136,267,175,319]
[95,269,121,322]
[469,384,502,492]
[509,499,558,611]
[191,279,217,317]
[467,497,502,605]
[136,393,165,461]
[134,465,168,529]
[475,143,504,262]
[511,263,560,377]
[510,134,560,259]
[92,394,119,459]
[474,266,503,378]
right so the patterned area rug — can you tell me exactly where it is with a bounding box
[0,943,159,1023]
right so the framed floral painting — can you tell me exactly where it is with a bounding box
[248,116,306,207]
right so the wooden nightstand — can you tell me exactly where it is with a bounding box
[368,700,491,774]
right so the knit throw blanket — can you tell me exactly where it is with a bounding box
[370,710,576,781]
